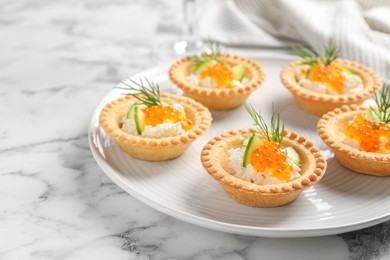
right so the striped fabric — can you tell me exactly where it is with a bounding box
[198,0,390,80]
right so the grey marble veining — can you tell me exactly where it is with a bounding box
[0,0,389,259]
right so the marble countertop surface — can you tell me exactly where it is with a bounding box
[1,0,389,259]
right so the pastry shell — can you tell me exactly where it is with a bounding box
[318,105,390,176]
[280,59,382,116]
[99,93,212,161]
[169,54,266,110]
[200,129,327,207]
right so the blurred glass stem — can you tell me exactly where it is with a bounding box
[183,0,196,42]
[173,0,200,55]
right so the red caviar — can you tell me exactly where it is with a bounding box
[250,140,293,181]
[199,61,234,88]
[345,114,390,153]
[308,63,346,94]
[143,105,193,131]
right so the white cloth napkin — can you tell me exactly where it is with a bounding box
[199,0,390,80]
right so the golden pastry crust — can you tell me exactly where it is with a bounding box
[200,129,326,207]
[318,105,390,176]
[99,93,212,161]
[169,54,266,110]
[280,59,382,116]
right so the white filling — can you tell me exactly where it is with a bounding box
[121,102,186,138]
[343,137,359,150]
[344,74,364,94]
[122,117,138,135]
[199,77,215,88]
[141,122,185,138]
[295,68,363,95]
[187,74,200,86]
[228,147,301,185]
[187,74,247,89]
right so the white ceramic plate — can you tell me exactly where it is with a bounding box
[88,54,390,237]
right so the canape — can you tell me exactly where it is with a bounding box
[169,43,266,110]
[201,104,326,207]
[99,79,212,161]
[280,44,382,116]
[318,86,390,176]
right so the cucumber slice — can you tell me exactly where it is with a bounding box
[232,63,246,82]
[343,68,353,75]
[241,137,250,147]
[306,67,312,78]
[366,108,380,123]
[126,104,145,135]
[285,147,300,166]
[243,134,262,167]
[126,102,143,119]
[126,104,136,119]
[134,106,145,135]
[194,59,215,75]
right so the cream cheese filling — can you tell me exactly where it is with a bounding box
[187,74,248,89]
[295,67,363,95]
[228,147,301,185]
[121,102,186,138]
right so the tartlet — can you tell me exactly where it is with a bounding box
[99,92,212,161]
[318,105,390,176]
[169,53,266,110]
[201,105,326,207]
[201,129,326,207]
[280,46,382,116]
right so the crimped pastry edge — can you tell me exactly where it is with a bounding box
[168,54,266,109]
[317,104,390,165]
[280,59,382,104]
[200,129,327,196]
[99,93,212,157]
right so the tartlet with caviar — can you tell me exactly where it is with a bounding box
[99,79,212,161]
[280,44,382,116]
[318,85,390,176]
[169,43,266,110]
[201,104,326,207]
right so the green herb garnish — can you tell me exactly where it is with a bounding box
[244,103,285,144]
[190,40,222,65]
[117,78,162,107]
[292,42,339,67]
[370,84,390,124]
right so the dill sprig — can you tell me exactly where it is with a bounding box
[117,78,162,107]
[292,42,339,67]
[190,40,222,65]
[292,45,317,67]
[371,84,390,124]
[244,103,285,144]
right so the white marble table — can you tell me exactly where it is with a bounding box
[1,1,389,259]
